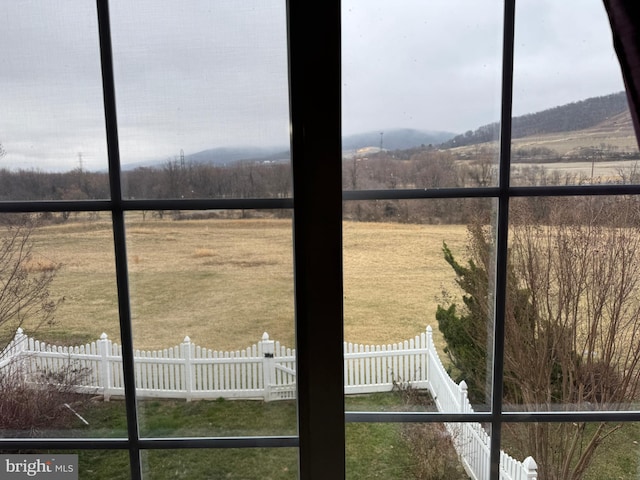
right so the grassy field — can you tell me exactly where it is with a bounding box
[512,158,640,181]
[16,216,467,352]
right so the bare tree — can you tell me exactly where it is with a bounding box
[0,215,88,438]
[0,220,61,350]
[438,196,640,479]
[462,147,497,187]
[616,161,640,185]
[504,198,640,479]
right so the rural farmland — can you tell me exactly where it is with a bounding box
[13,216,468,353]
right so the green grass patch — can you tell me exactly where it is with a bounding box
[346,422,414,480]
[142,448,298,480]
[584,422,640,480]
[138,398,297,437]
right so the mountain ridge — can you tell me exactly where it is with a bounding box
[123,128,456,170]
[123,91,637,170]
[441,92,631,149]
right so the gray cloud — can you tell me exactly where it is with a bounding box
[0,0,627,171]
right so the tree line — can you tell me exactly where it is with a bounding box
[1,146,639,226]
[0,160,292,202]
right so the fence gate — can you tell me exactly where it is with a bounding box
[260,332,296,401]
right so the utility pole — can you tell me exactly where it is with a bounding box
[78,152,84,172]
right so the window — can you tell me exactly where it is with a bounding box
[1,1,640,480]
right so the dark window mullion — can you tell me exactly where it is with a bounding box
[287,0,345,479]
[490,0,517,478]
[96,1,142,478]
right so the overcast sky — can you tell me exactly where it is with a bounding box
[0,0,626,171]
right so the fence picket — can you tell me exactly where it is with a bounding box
[213,351,220,390]
[364,345,371,385]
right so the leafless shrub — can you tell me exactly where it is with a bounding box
[402,422,468,480]
[393,380,467,479]
[441,196,640,479]
[0,359,91,437]
[392,377,435,410]
[0,221,62,349]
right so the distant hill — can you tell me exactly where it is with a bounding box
[185,129,455,165]
[121,147,290,170]
[441,92,631,149]
[186,147,289,166]
[509,108,639,158]
[122,128,455,170]
[342,128,455,152]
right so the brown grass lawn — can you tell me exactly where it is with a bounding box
[10,216,467,353]
[343,221,465,348]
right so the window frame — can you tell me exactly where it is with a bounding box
[1,1,640,480]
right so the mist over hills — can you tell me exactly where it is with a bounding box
[122,146,288,170]
[186,129,455,166]
[186,146,289,166]
[122,91,635,170]
[342,129,455,151]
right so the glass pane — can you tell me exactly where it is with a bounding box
[0,451,130,480]
[503,422,640,480]
[342,0,503,189]
[0,2,109,185]
[343,198,496,411]
[125,211,296,436]
[505,197,640,411]
[110,1,290,199]
[0,213,125,438]
[511,0,640,186]
[141,448,298,479]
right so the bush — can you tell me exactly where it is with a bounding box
[393,381,468,479]
[0,360,91,437]
[0,221,61,349]
[402,423,468,480]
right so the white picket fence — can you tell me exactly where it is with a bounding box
[421,329,537,480]
[0,326,536,480]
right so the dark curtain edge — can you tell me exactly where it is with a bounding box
[603,0,640,149]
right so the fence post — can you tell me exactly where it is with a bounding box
[459,380,468,412]
[98,333,112,401]
[261,332,275,401]
[458,380,468,453]
[15,326,27,356]
[523,456,537,480]
[4,328,28,377]
[182,336,193,401]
